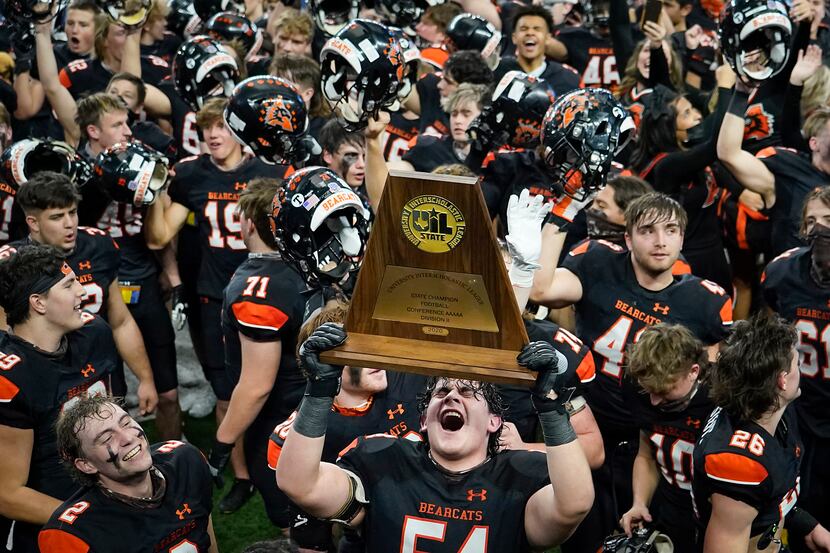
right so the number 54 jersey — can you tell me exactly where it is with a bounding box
[337,436,551,553]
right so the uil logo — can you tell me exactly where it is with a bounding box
[401,195,465,253]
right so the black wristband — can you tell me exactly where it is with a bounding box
[727,89,750,117]
[786,507,819,538]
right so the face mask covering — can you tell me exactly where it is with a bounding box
[586,208,626,243]
[657,380,699,413]
[809,222,830,287]
[682,121,708,148]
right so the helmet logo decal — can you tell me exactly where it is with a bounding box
[261,97,297,132]
[401,195,466,254]
[290,193,305,207]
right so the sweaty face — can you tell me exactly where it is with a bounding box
[644,368,698,411]
[326,143,366,188]
[340,366,388,395]
[421,379,501,466]
[75,403,153,486]
[593,184,626,225]
[66,9,95,55]
[106,80,141,112]
[94,110,132,149]
[513,15,549,62]
[673,96,702,145]
[42,269,87,332]
[449,100,480,143]
[275,31,311,55]
[625,213,684,277]
[31,205,79,251]
[204,120,241,164]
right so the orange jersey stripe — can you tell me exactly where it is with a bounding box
[38,529,90,553]
[705,451,768,485]
[231,302,289,332]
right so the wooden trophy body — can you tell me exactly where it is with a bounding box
[319,170,533,386]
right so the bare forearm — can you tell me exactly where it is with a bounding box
[216,381,271,444]
[275,430,329,509]
[530,225,569,306]
[0,487,62,525]
[112,319,154,385]
[546,440,594,527]
[365,137,389,212]
[631,452,659,507]
[145,201,172,249]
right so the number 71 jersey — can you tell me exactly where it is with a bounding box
[562,240,733,422]
[167,154,290,300]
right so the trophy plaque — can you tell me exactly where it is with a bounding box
[319,170,533,386]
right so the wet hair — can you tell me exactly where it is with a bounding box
[512,4,555,35]
[237,178,281,249]
[417,378,507,458]
[624,191,687,235]
[627,323,708,394]
[711,313,797,422]
[799,186,830,236]
[17,172,82,213]
[55,395,126,487]
[607,175,653,213]
[0,243,66,326]
[432,164,476,177]
[67,0,100,15]
[295,299,350,371]
[443,50,493,86]
[319,117,365,156]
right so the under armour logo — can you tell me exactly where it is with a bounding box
[387,404,405,419]
[78,261,91,270]
[467,489,487,502]
[234,182,247,191]
[81,364,95,378]
[686,417,700,429]
[176,503,191,520]
[653,303,670,315]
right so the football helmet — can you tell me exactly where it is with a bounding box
[93,141,169,206]
[4,0,63,23]
[0,138,93,190]
[308,0,359,37]
[320,19,411,131]
[445,13,502,70]
[375,0,430,34]
[583,0,611,29]
[602,528,674,552]
[224,75,319,164]
[95,0,152,28]
[269,166,370,289]
[719,0,791,85]
[167,0,201,38]
[205,12,263,61]
[193,0,244,22]
[172,35,239,110]
[540,87,634,201]
[468,71,555,151]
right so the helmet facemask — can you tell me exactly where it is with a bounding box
[313,0,359,37]
[735,26,789,84]
[100,0,152,29]
[194,60,238,108]
[323,61,404,132]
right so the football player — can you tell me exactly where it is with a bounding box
[208,178,307,526]
[620,324,716,553]
[39,396,218,552]
[762,186,830,549]
[0,244,119,552]
[276,324,594,552]
[0,172,157,415]
[527,192,733,551]
[145,96,280,512]
[693,314,830,552]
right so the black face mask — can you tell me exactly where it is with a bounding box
[586,207,626,243]
[656,380,700,413]
[682,122,708,148]
[809,222,830,287]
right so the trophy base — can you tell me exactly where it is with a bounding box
[320,332,535,386]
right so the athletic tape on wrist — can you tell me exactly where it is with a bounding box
[292,396,334,438]
[538,409,577,446]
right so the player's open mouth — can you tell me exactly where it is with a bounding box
[523,38,537,49]
[440,409,464,432]
[74,303,82,311]
[122,445,141,462]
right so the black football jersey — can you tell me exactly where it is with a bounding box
[97,202,156,281]
[762,246,830,439]
[758,147,830,255]
[0,179,24,246]
[416,73,449,137]
[268,370,428,469]
[1,227,120,315]
[381,111,420,162]
[0,315,118,500]
[628,382,716,508]
[139,32,182,63]
[221,254,307,420]
[38,441,214,553]
[157,82,203,159]
[692,406,802,538]
[492,57,580,97]
[336,436,550,553]
[58,56,170,99]
[167,154,285,299]
[562,240,732,422]
[554,27,620,92]
[479,150,557,222]
[402,135,464,173]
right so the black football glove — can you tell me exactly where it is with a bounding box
[518,341,575,416]
[207,439,233,488]
[12,24,35,74]
[299,322,347,398]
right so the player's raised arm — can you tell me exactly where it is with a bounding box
[519,342,594,547]
[276,323,364,524]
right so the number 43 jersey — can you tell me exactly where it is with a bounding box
[337,436,550,553]
[562,240,732,423]
[762,246,830,439]
[168,154,290,300]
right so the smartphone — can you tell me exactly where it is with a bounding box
[640,0,663,27]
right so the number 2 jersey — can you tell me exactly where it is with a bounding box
[38,441,214,553]
[0,227,120,315]
[762,246,830,439]
[692,406,802,538]
[337,436,551,553]
[562,239,732,423]
[167,154,286,300]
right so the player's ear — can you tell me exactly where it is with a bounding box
[624,232,632,250]
[419,413,427,433]
[74,457,99,477]
[322,150,334,165]
[24,214,38,235]
[29,293,48,316]
[487,414,503,434]
[86,124,100,142]
[809,136,819,154]
[688,363,700,380]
